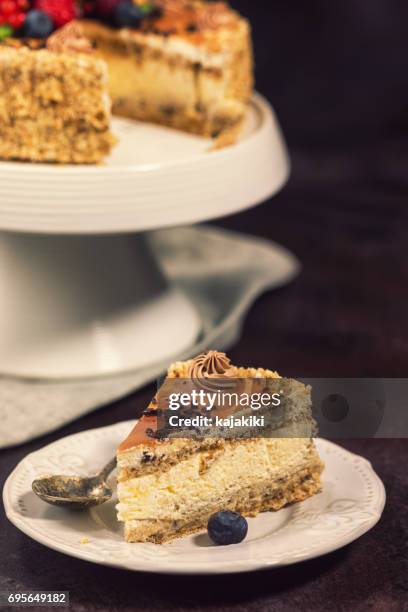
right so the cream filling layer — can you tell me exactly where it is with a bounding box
[120,20,248,70]
[124,30,226,68]
[117,438,312,522]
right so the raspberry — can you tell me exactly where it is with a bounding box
[33,0,78,28]
[0,0,29,30]
[1,1,17,17]
[8,10,25,27]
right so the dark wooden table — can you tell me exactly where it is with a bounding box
[1,1,408,610]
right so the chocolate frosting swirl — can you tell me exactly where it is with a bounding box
[188,350,237,380]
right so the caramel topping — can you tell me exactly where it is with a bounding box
[46,21,93,54]
[118,414,159,451]
[188,350,237,379]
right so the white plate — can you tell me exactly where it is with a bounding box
[3,421,385,575]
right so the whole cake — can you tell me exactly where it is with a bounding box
[0,1,253,163]
[116,351,324,544]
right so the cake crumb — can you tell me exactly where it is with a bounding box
[80,537,90,545]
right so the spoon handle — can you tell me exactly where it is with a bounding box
[98,457,117,481]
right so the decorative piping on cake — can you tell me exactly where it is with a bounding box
[46,21,93,54]
[188,350,236,378]
[187,350,237,392]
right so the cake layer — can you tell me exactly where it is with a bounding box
[119,441,323,543]
[0,46,115,163]
[118,438,317,522]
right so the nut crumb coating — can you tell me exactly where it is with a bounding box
[0,47,116,164]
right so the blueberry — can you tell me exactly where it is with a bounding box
[114,2,144,27]
[23,10,54,39]
[207,511,248,545]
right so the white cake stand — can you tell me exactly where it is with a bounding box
[0,94,290,379]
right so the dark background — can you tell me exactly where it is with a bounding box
[1,2,408,610]
[222,0,408,378]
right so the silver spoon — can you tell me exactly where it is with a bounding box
[32,457,116,510]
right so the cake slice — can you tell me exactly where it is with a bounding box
[116,351,324,544]
[80,0,253,141]
[0,36,115,164]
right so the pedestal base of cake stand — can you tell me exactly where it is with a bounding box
[0,94,290,379]
[0,232,201,379]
